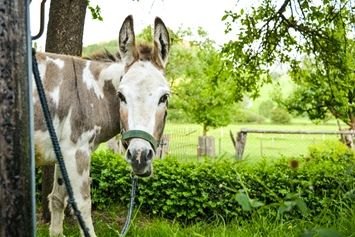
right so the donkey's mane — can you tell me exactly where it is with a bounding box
[84,43,153,63]
[83,48,121,62]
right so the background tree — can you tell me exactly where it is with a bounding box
[168,28,236,135]
[135,26,237,135]
[222,0,355,129]
[259,100,274,118]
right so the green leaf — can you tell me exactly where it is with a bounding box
[295,198,308,216]
[315,229,345,237]
[236,193,251,211]
[301,230,315,237]
[251,199,264,208]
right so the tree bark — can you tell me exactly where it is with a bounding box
[46,0,87,56]
[41,0,87,223]
[0,0,34,236]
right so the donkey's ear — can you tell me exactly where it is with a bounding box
[119,15,139,67]
[152,17,170,69]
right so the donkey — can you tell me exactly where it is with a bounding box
[33,15,170,236]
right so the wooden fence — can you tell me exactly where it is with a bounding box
[232,128,355,159]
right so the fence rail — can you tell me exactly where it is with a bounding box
[240,128,355,135]
[235,129,355,160]
[106,124,355,161]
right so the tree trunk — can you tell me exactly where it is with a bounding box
[46,0,87,56]
[0,0,34,236]
[41,0,87,223]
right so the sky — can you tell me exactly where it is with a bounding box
[30,0,241,51]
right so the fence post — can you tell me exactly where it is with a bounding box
[198,136,215,157]
[236,132,247,160]
[0,0,35,236]
[156,134,170,158]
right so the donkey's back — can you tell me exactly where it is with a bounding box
[33,52,124,166]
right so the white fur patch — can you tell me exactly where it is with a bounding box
[83,61,104,99]
[32,58,47,104]
[100,63,125,90]
[50,86,60,108]
[46,56,64,69]
[119,61,170,135]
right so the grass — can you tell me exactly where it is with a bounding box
[37,118,355,236]
[163,119,346,163]
[99,118,348,163]
[36,204,355,236]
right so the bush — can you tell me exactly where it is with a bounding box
[270,108,291,124]
[259,100,274,118]
[87,150,355,221]
[308,139,355,163]
[166,108,191,123]
[233,109,265,123]
[35,146,355,222]
[90,151,132,209]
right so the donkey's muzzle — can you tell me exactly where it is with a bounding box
[126,147,154,177]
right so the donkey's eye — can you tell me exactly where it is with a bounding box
[159,94,169,104]
[118,93,126,103]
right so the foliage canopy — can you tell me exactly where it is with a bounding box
[166,28,236,135]
[222,0,355,128]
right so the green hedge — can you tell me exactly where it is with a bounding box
[89,148,355,221]
[35,140,355,221]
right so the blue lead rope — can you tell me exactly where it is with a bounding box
[120,176,138,237]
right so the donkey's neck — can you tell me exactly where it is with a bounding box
[76,59,125,146]
[34,52,125,152]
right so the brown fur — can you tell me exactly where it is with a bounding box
[83,48,121,63]
[76,150,90,176]
[81,180,91,200]
[84,43,160,66]
[34,52,122,147]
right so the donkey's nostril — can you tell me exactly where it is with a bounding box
[127,149,133,161]
[147,149,154,161]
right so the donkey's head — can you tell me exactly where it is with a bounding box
[118,15,170,177]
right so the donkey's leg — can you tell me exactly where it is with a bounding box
[66,149,96,237]
[49,164,67,236]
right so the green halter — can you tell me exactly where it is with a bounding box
[121,130,158,152]
[120,103,168,153]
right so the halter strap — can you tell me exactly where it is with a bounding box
[120,101,168,154]
[121,130,158,152]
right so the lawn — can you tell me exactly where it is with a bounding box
[36,205,355,236]
[163,119,346,163]
[36,119,355,236]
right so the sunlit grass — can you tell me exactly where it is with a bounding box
[36,205,355,236]
[162,120,345,162]
[97,119,347,163]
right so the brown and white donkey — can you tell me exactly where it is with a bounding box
[33,15,170,236]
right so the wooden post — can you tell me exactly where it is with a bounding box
[206,136,215,157]
[236,132,247,160]
[337,120,345,143]
[198,136,215,157]
[230,130,236,149]
[219,138,221,156]
[0,0,35,236]
[260,133,263,157]
[156,134,170,158]
[107,136,125,154]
